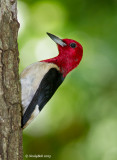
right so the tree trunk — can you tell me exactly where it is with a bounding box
[0,0,23,160]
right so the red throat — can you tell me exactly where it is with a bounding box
[42,55,82,78]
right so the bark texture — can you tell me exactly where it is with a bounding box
[0,0,23,159]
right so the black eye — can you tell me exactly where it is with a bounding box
[70,42,77,48]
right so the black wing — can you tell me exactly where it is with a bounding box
[21,68,64,128]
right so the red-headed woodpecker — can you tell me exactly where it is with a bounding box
[21,33,83,128]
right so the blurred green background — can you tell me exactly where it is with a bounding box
[18,0,117,159]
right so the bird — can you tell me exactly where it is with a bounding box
[21,33,83,129]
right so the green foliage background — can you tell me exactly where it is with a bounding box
[18,0,117,159]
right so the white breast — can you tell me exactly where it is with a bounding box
[20,62,59,114]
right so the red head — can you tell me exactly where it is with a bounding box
[42,33,83,77]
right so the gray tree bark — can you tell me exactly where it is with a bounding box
[0,0,23,160]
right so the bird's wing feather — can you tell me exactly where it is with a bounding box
[20,62,59,113]
[21,62,64,128]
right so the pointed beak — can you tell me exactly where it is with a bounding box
[47,32,67,47]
